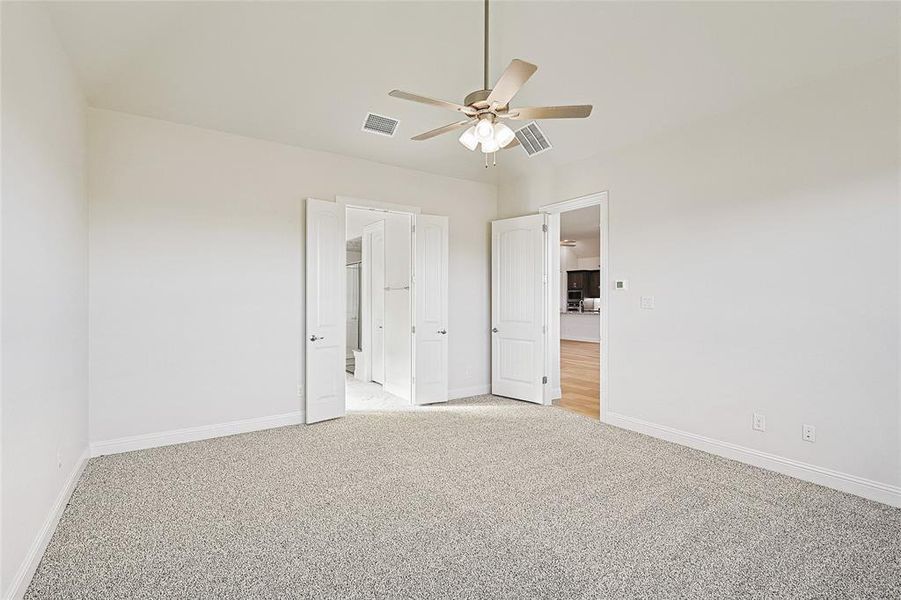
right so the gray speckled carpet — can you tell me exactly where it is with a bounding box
[26,396,901,599]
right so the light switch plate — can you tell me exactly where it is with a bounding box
[614,280,629,291]
[640,296,655,309]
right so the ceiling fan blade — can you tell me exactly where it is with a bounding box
[486,59,538,107]
[502,137,521,150]
[389,90,476,115]
[411,119,474,141]
[505,105,593,120]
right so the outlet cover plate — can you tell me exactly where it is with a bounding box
[753,413,766,432]
[802,424,816,442]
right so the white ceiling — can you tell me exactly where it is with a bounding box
[47,1,898,183]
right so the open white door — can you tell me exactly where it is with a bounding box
[491,214,546,404]
[305,198,345,424]
[414,214,449,404]
[362,220,385,384]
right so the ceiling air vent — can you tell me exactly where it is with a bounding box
[514,121,552,157]
[361,112,399,137]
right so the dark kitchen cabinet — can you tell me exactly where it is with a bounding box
[587,270,601,297]
[567,271,586,291]
[567,269,601,297]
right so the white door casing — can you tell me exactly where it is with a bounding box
[305,198,346,424]
[414,214,449,404]
[362,220,385,384]
[491,214,547,404]
[538,191,609,418]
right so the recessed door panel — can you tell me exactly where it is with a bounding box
[491,214,546,403]
[305,199,346,424]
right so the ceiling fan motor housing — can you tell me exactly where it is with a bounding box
[464,89,494,110]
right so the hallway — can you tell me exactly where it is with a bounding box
[557,340,600,419]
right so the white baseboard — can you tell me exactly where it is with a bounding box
[561,336,601,343]
[90,411,304,457]
[5,448,89,600]
[604,411,901,508]
[449,384,491,400]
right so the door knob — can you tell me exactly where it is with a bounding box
[491,327,498,333]
[310,335,325,342]
[437,329,447,335]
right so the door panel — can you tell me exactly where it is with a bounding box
[383,215,412,401]
[363,221,385,384]
[491,214,546,403]
[305,199,345,423]
[414,214,448,404]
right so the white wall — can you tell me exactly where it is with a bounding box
[88,109,497,445]
[500,58,900,493]
[1,3,89,596]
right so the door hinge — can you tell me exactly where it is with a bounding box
[542,325,546,334]
[542,224,548,233]
[411,325,416,334]
[542,376,548,384]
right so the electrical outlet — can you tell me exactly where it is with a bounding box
[640,296,655,310]
[752,413,766,432]
[802,424,816,443]
[297,384,304,400]
[56,450,62,470]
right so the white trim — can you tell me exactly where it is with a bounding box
[449,384,491,400]
[90,412,303,457]
[539,191,608,214]
[5,448,89,600]
[605,411,901,508]
[337,195,422,215]
[539,191,609,420]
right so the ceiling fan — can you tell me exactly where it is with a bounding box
[388,0,592,165]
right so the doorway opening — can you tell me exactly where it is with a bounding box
[540,192,608,420]
[345,206,412,412]
[556,205,602,418]
[304,196,450,424]
[488,192,608,417]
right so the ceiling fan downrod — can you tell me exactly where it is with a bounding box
[484,0,489,91]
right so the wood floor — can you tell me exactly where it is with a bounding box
[557,340,600,418]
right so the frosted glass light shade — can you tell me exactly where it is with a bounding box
[458,126,478,151]
[475,119,494,141]
[480,137,500,153]
[494,123,516,148]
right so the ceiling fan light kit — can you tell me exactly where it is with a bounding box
[388,0,592,167]
[458,121,516,153]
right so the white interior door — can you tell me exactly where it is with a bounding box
[305,198,345,424]
[363,220,385,384]
[414,214,449,404]
[491,214,546,403]
[382,214,413,401]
